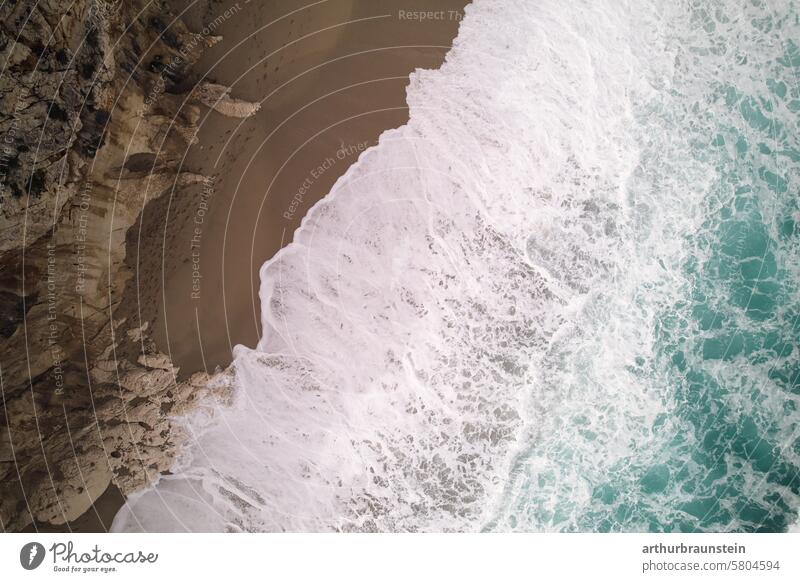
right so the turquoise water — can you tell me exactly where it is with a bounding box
[552,4,800,532]
[623,38,792,533]
[116,0,799,532]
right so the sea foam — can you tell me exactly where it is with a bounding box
[114,0,800,532]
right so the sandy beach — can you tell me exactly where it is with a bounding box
[44,0,467,531]
[9,0,799,541]
[127,0,468,378]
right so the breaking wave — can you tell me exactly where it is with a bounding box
[114,0,800,532]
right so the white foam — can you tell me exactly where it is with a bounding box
[113,0,799,532]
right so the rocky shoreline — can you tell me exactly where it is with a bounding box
[0,0,253,531]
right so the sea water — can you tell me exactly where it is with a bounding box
[114,0,800,532]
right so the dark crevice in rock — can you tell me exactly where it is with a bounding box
[1,0,241,531]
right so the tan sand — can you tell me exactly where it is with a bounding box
[127,0,469,377]
[51,0,468,531]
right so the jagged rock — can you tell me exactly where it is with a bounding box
[191,82,261,118]
[0,0,237,531]
[29,445,112,525]
[137,352,173,370]
[126,321,149,343]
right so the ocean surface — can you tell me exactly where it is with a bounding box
[114,0,800,532]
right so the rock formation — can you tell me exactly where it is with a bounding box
[191,82,261,118]
[0,0,250,531]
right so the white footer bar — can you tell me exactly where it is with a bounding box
[2,533,798,581]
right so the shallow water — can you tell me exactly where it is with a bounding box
[114,0,800,532]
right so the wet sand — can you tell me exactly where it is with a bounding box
[132,0,469,377]
[46,0,468,531]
